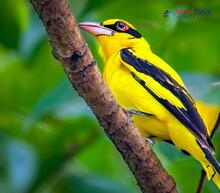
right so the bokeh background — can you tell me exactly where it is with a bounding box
[0,0,220,193]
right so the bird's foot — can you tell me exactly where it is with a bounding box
[127,109,153,117]
[145,137,155,146]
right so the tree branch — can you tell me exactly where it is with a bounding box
[30,0,178,192]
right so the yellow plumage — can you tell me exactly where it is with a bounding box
[79,19,220,188]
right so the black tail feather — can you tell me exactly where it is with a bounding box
[197,140,220,175]
[206,136,215,152]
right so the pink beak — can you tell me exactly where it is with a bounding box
[78,22,114,36]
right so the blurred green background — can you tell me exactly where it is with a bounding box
[0,0,220,193]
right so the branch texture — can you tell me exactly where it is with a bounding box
[30,0,178,192]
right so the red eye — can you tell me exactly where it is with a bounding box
[116,22,129,31]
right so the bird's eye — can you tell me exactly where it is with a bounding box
[116,22,129,31]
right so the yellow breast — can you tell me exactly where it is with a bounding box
[103,52,170,139]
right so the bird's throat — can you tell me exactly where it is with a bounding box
[97,36,122,61]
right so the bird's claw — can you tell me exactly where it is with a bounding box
[127,109,153,117]
[145,137,155,146]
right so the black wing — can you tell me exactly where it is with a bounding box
[120,48,214,152]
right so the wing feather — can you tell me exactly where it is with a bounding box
[120,48,214,152]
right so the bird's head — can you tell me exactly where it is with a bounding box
[79,19,149,59]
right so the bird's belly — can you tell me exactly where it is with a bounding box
[132,115,170,140]
[106,69,170,139]
[108,69,166,115]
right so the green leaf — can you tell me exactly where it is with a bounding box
[202,82,220,105]
[19,15,46,59]
[26,116,100,192]
[53,174,136,193]
[0,134,38,193]
[22,79,92,131]
[181,73,220,105]
[0,0,29,49]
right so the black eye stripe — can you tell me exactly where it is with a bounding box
[103,22,142,38]
[103,24,117,31]
[125,28,142,38]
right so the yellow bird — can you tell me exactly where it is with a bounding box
[79,19,220,188]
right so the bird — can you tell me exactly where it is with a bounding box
[79,19,220,189]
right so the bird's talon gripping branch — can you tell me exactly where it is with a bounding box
[127,109,154,117]
[145,137,155,146]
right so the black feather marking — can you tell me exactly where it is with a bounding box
[103,22,142,38]
[197,141,220,175]
[122,49,214,152]
[131,72,220,175]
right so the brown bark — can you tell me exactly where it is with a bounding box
[30,0,178,192]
